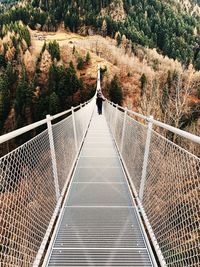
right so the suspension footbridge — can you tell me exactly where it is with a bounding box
[0,67,199,267]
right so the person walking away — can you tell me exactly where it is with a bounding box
[96,92,105,115]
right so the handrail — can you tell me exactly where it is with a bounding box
[107,100,147,120]
[0,118,48,145]
[149,117,200,144]
[51,108,72,120]
[0,100,91,145]
[107,100,200,145]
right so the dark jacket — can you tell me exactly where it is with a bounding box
[96,94,105,106]
[96,97,104,106]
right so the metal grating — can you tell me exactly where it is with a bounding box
[73,167,125,183]
[53,207,146,248]
[48,249,153,266]
[77,157,120,168]
[80,147,116,157]
[82,142,115,149]
[66,183,132,206]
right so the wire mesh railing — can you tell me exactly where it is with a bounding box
[52,102,94,195]
[0,130,56,267]
[104,100,200,267]
[104,103,148,194]
[0,99,94,267]
[142,130,200,267]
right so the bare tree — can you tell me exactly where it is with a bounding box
[139,77,161,119]
[162,71,192,130]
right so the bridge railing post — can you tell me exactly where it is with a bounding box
[46,115,60,201]
[72,106,78,152]
[120,107,127,153]
[111,102,114,124]
[139,116,153,201]
[114,104,118,136]
[109,102,114,130]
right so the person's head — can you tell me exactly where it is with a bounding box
[97,92,102,97]
[97,90,101,96]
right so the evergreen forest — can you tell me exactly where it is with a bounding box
[1,0,200,67]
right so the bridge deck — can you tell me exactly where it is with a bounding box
[45,112,156,266]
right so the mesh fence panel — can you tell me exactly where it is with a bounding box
[104,102,147,193]
[106,103,117,134]
[76,101,94,146]
[0,100,94,267]
[0,130,56,267]
[114,110,124,146]
[104,101,200,267]
[52,116,75,193]
[121,116,147,193]
[53,101,94,192]
[143,131,200,267]
[75,109,85,148]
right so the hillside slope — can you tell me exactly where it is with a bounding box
[1,0,200,68]
[32,29,200,137]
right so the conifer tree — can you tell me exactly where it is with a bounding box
[86,51,91,64]
[48,40,60,61]
[0,76,10,131]
[77,56,84,70]
[49,92,60,114]
[15,67,32,128]
[109,75,123,105]
[140,73,147,96]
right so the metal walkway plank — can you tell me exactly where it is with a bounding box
[73,167,125,183]
[48,250,152,267]
[52,207,146,248]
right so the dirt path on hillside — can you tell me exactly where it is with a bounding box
[29,29,117,79]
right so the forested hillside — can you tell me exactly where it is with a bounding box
[0,22,95,155]
[1,0,200,68]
